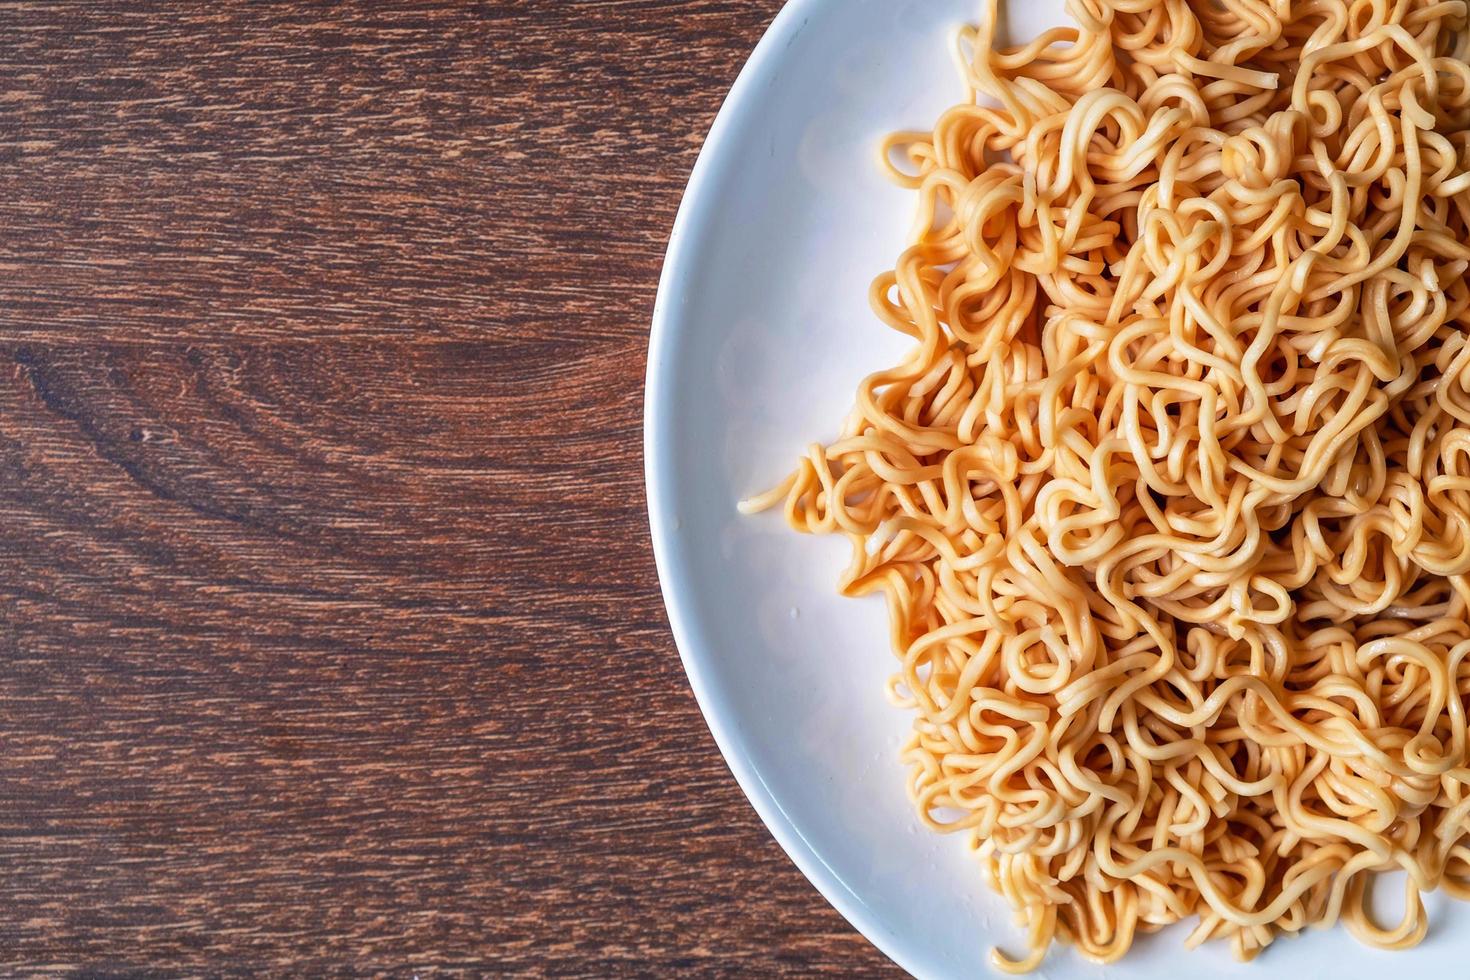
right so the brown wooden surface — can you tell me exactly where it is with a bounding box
[0,2,899,975]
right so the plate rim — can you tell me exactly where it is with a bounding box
[643,1,931,976]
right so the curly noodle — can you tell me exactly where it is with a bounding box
[742,0,1470,968]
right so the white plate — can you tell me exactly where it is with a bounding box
[643,1,1470,976]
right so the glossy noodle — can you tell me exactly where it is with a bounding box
[741,0,1470,968]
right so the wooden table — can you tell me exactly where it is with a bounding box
[0,2,898,975]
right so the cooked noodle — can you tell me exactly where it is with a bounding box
[741,0,1470,968]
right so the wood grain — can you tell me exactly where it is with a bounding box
[0,1,899,975]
